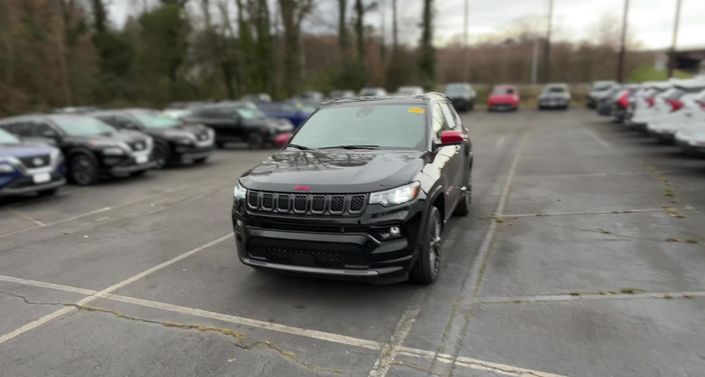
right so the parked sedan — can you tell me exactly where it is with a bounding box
[0,114,155,185]
[328,90,356,99]
[586,80,617,109]
[395,86,424,96]
[487,85,519,111]
[183,103,293,149]
[257,102,310,128]
[0,128,65,196]
[628,82,672,131]
[91,109,215,168]
[359,87,388,97]
[537,83,571,110]
[445,82,476,112]
[647,82,705,143]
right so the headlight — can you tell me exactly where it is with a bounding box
[0,162,15,173]
[102,147,126,156]
[174,137,193,145]
[369,182,421,206]
[233,181,247,200]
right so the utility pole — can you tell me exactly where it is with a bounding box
[531,37,540,84]
[616,0,629,83]
[463,0,469,81]
[668,0,683,78]
[543,0,554,83]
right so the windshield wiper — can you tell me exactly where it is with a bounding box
[286,143,313,150]
[318,145,380,150]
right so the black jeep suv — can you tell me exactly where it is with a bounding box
[0,114,155,185]
[91,109,215,168]
[231,93,473,284]
[183,102,293,149]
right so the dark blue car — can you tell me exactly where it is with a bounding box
[256,102,313,128]
[0,128,66,197]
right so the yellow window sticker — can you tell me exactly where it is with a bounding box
[408,107,425,114]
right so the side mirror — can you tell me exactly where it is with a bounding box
[275,132,292,148]
[439,130,465,146]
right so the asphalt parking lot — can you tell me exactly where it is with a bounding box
[1,108,705,377]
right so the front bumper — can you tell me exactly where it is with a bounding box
[488,103,517,111]
[0,173,65,196]
[538,99,568,108]
[675,139,705,157]
[173,144,215,163]
[232,201,424,283]
[648,128,676,143]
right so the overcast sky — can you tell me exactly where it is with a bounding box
[109,0,705,50]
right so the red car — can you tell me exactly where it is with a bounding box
[487,85,520,111]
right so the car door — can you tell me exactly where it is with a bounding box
[431,102,461,218]
[439,101,466,208]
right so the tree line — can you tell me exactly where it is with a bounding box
[0,0,658,116]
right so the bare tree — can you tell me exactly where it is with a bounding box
[278,0,314,96]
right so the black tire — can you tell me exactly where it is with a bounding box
[409,206,442,284]
[69,153,99,186]
[247,132,265,149]
[131,170,147,177]
[216,141,226,149]
[152,142,170,169]
[193,156,209,164]
[38,188,58,196]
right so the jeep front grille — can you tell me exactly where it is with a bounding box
[246,190,367,216]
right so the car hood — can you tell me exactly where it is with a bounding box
[240,149,426,193]
[65,130,149,144]
[0,143,56,158]
[488,94,517,102]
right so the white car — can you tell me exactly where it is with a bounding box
[646,80,705,143]
[359,87,388,97]
[674,90,705,156]
[628,81,672,130]
[395,86,424,96]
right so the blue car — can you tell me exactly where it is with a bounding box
[256,102,313,128]
[0,128,65,197]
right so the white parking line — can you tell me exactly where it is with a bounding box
[368,305,421,377]
[500,207,667,218]
[582,128,610,148]
[0,207,112,239]
[0,233,232,345]
[7,209,45,226]
[480,290,705,304]
[0,273,566,377]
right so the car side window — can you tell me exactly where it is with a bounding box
[112,115,140,130]
[30,122,58,138]
[439,102,459,130]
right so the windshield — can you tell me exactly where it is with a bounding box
[290,104,427,150]
[50,115,115,136]
[593,82,613,91]
[492,87,515,95]
[545,86,566,93]
[132,111,180,128]
[0,128,20,144]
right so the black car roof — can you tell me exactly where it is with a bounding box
[320,92,445,107]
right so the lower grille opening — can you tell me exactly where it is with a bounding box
[264,247,344,268]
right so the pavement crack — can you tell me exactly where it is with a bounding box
[0,289,66,306]
[390,360,439,376]
[39,303,343,375]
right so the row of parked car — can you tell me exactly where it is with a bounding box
[0,99,314,197]
[589,77,705,155]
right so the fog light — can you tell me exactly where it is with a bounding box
[390,226,401,237]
